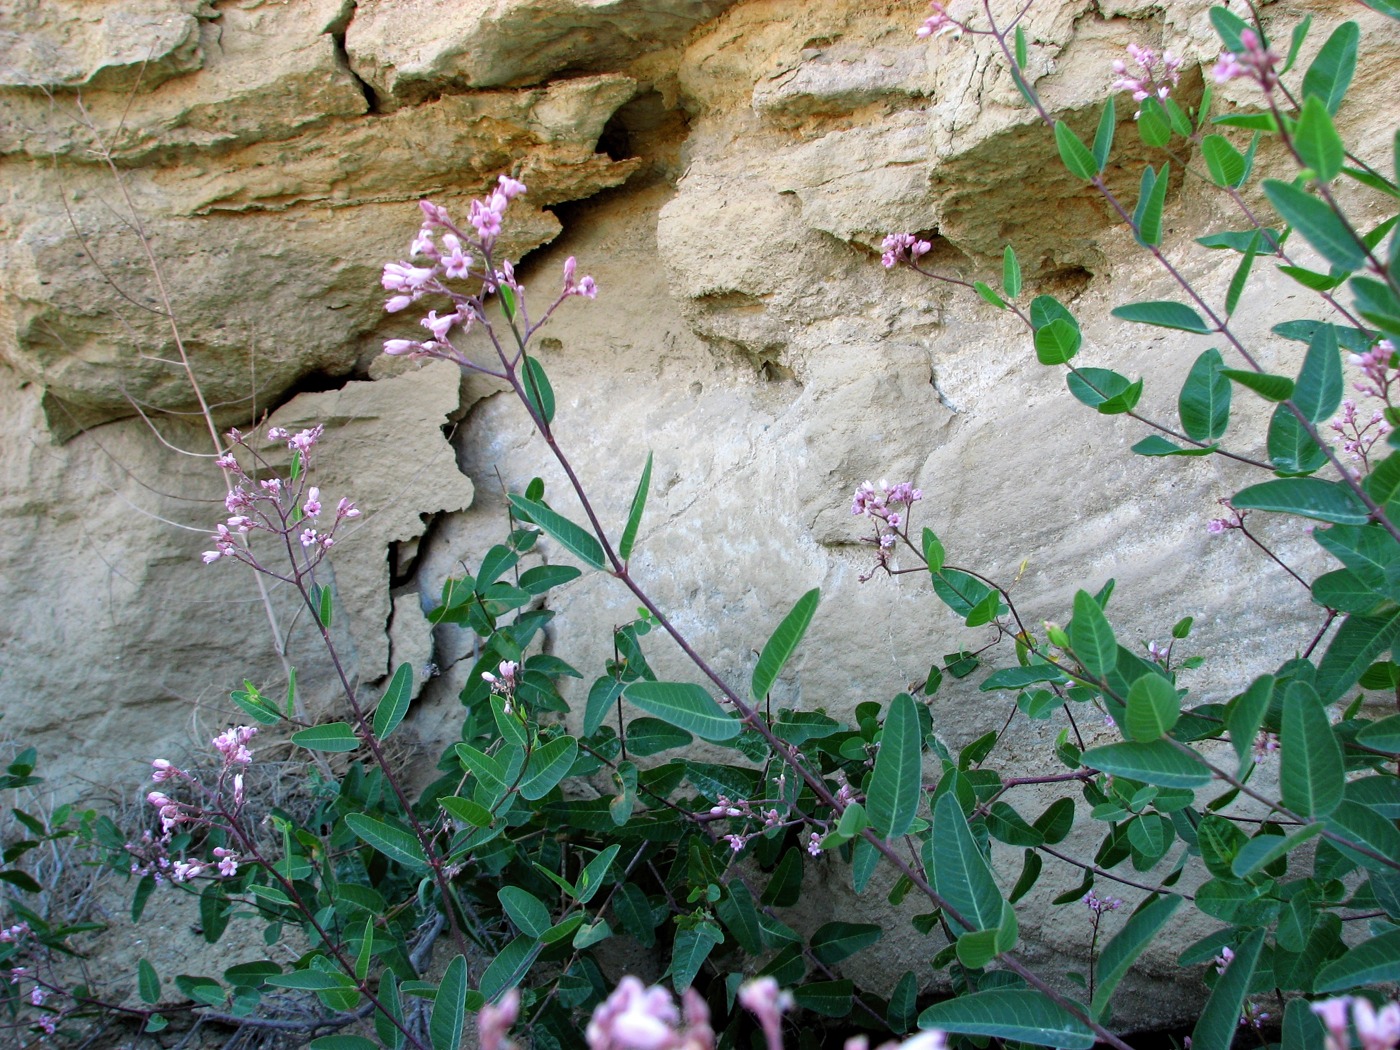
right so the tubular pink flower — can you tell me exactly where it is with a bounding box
[738,977,793,1050]
[151,759,179,782]
[497,174,527,200]
[384,338,421,356]
[337,497,361,519]
[480,988,522,1050]
[382,261,438,293]
[385,294,415,313]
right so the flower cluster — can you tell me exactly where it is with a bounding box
[916,2,961,41]
[1083,889,1123,915]
[1212,28,1279,89]
[380,175,597,363]
[1314,996,1400,1050]
[1350,340,1397,402]
[706,794,808,854]
[1110,43,1182,116]
[880,233,933,269]
[852,479,924,579]
[203,425,359,567]
[131,726,256,883]
[1331,399,1392,471]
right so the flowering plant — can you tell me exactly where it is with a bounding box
[27,0,1398,1047]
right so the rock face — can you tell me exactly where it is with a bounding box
[1,0,1394,1028]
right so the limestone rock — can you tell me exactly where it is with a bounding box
[346,0,740,102]
[0,0,206,93]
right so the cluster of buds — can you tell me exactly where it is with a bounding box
[1111,43,1183,117]
[481,660,520,712]
[1206,498,1244,536]
[381,175,596,364]
[852,479,924,580]
[0,922,30,944]
[203,425,360,567]
[880,233,933,270]
[1331,399,1392,471]
[1212,28,1279,90]
[1314,996,1400,1050]
[132,726,256,883]
[706,794,804,854]
[1253,730,1280,760]
[1350,340,1397,402]
[1083,889,1123,915]
[916,2,961,41]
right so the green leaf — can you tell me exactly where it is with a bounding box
[518,564,581,595]
[619,452,652,562]
[1055,120,1098,180]
[1092,96,1115,173]
[1066,368,1142,414]
[1133,164,1169,248]
[506,494,606,571]
[1314,927,1400,991]
[624,681,740,742]
[1111,300,1211,334]
[344,813,430,872]
[1220,368,1294,401]
[519,735,579,801]
[1352,275,1400,343]
[811,922,884,965]
[974,281,1006,308]
[1224,243,1257,317]
[576,844,621,905]
[751,588,820,701]
[1137,97,1171,148]
[1227,675,1275,768]
[1034,318,1082,365]
[1002,246,1022,299]
[498,887,551,939]
[917,989,1095,1049]
[317,583,334,628]
[1279,263,1346,292]
[1080,740,1212,788]
[1090,894,1183,1017]
[1070,589,1117,679]
[428,957,467,1050]
[1191,929,1264,1050]
[1197,228,1278,253]
[1124,674,1180,742]
[372,663,415,742]
[1295,95,1345,181]
[624,717,693,757]
[1201,135,1247,189]
[1356,714,1400,754]
[1179,348,1231,442]
[1317,609,1400,701]
[1263,179,1366,271]
[291,722,361,753]
[867,692,922,840]
[670,922,723,992]
[584,675,626,738]
[439,795,494,827]
[520,355,555,425]
[1131,435,1218,457]
[311,1039,380,1050]
[1326,799,1400,871]
[1232,477,1369,524]
[793,980,854,1018]
[931,791,1003,933]
[138,959,161,1005]
[1230,822,1326,877]
[479,936,541,1001]
[1301,21,1359,116]
[922,527,945,574]
[1293,321,1344,423]
[1014,25,1027,68]
[1267,404,1328,474]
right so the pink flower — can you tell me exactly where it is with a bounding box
[481,660,519,694]
[496,174,527,201]
[381,261,438,293]
[1354,998,1400,1050]
[213,726,257,765]
[385,295,415,313]
[303,487,321,518]
[288,426,323,454]
[480,988,521,1050]
[1212,28,1278,88]
[422,310,457,342]
[586,976,680,1050]
[336,497,361,519]
[1314,996,1353,1050]
[807,831,823,856]
[738,978,794,1050]
[916,2,959,39]
[213,847,239,877]
[266,426,289,441]
[384,338,421,356]
[441,235,473,280]
[880,233,932,269]
[1084,889,1123,914]
[1111,43,1183,116]
[1214,945,1235,975]
[151,759,179,782]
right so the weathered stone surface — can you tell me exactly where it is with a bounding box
[0,0,206,93]
[346,0,740,102]
[0,0,365,161]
